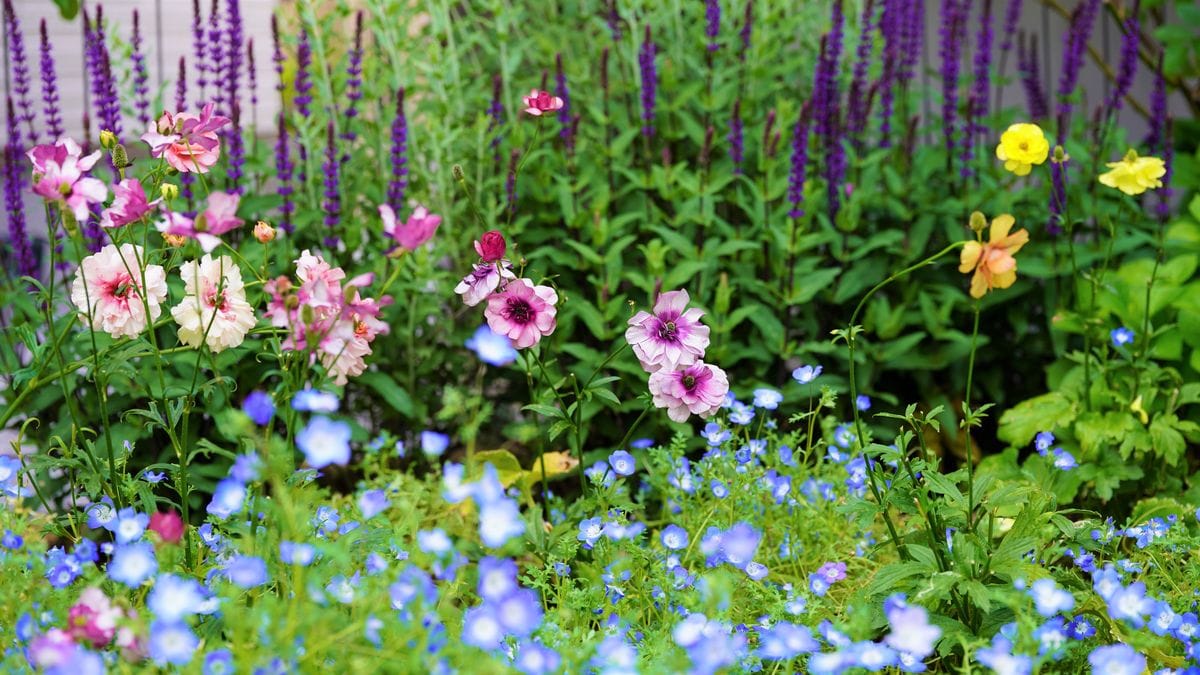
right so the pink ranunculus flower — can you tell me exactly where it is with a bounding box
[522,89,564,116]
[380,203,442,253]
[26,138,107,222]
[171,254,257,353]
[648,361,729,423]
[140,103,231,173]
[455,261,516,307]
[100,178,159,229]
[625,289,711,372]
[484,278,558,349]
[70,243,168,339]
[67,587,123,648]
[294,249,347,320]
[155,191,243,252]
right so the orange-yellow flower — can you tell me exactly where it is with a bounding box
[959,213,1029,298]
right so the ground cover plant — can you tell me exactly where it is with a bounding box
[0,0,1199,672]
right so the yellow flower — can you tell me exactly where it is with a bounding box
[1098,149,1166,196]
[995,123,1050,176]
[959,213,1029,298]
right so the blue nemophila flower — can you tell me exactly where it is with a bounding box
[757,621,818,660]
[718,523,762,570]
[148,574,207,622]
[855,395,871,411]
[1034,431,1054,454]
[108,542,158,587]
[1032,617,1068,657]
[702,422,731,446]
[753,388,783,410]
[326,573,360,603]
[1028,578,1075,617]
[515,640,561,675]
[224,555,269,588]
[142,470,167,484]
[1065,615,1095,640]
[577,517,604,549]
[495,588,543,636]
[1110,326,1135,347]
[230,453,263,483]
[358,489,391,519]
[791,364,822,384]
[729,401,755,425]
[552,562,571,576]
[197,523,223,552]
[1106,581,1154,627]
[442,463,474,503]
[421,431,450,458]
[477,557,518,601]
[466,324,519,366]
[462,605,505,650]
[1088,644,1143,675]
[417,528,453,556]
[365,552,389,575]
[631,437,654,449]
[203,649,234,675]
[586,461,615,487]
[975,631,1031,675]
[149,620,199,666]
[711,480,728,499]
[0,456,24,499]
[242,390,275,425]
[1050,448,1076,470]
[478,496,525,548]
[660,524,689,550]
[1148,600,1181,636]
[46,563,78,589]
[85,496,117,530]
[745,561,768,581]
[390,565,437,616]
[297,416,352,468]
[207,478,247,519]
[673,613,747,674]
[1174,612,1199,642]
[2,529,23,549]
[851,641,899,671]
[312,505,340,535]
[1092,564,1123,600]
[833,424,856,448]
[291,389,339,412]
[883,598,941,660]
[608,450,636,476]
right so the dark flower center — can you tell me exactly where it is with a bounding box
[682,375,696,390]
[657,320,678,341]
[506,298,533,324]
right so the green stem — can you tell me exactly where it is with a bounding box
[963,301,981,531]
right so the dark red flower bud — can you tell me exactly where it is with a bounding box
[474,230,507,262]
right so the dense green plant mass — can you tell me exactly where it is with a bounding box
[0,0,1198,672]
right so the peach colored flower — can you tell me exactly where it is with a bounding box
[959,213,1029,298]
[140,103,230,173]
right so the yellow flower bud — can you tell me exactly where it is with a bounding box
[99,130,117,149]
[160,183,179,201]
[969,211,987,235]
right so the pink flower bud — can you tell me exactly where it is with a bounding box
[148,511,184,544]
[254,220,276,243]
[522,89,564,116]
[474,230,507,262]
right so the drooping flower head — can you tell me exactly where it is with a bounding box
[100,178,158,229]
[380,203,441,253]
[456,262,516,307]
[521,89,564,116]
[155,190,243,252]
[625,289,710,372]
[71,244,168,339]
[26,138,107,222]
[649,361,729,423]
[484,278,558,349]
[1098,148,1166,196]
[959,213,1029,298]
[140,103,231,173]
[995,123,1049,176]
[171,253,256,353]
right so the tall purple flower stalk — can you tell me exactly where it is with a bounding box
[84,7,122,142]
[728,98,744,174]
[705,0,721,51]
[606,0,621,41]
[1016,33,1048,119]
[638,26,658,140]
[962,0,993,177]
[739,0,753,61]
[1148,58,1171,220]
[4,98,35,277]
[38,20,64,141]
[294,30,313,117]
[555,53,575,152]
[787,101,813,218]
[3,0,36,147]
[193,0,207,104]
[341,11,364,149]
[224,0,245,190]
[505,149,520,215]
[1104,8,1139,115]
[1055,0,1100,138]
[321,122,340,248]
[899,0,924,84]
[274,111,294,233]
[814,1,846,219]
[937,0,967,164]
[177,58,196,212]
[207,0,226,114]
[998,0,1022,53]
[846,0,877,148]
[131,10,151,128]
[247,39,258,111]
[387,88,408,213]
[487,74,504,168]
[877,0,902,148]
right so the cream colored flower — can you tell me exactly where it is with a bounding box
[171,254,256,352]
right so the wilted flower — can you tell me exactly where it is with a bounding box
[522,89,564,116]
[484,278,558,349]
[995,122,1049,176]
[100,178,158,229]
[71,244,168,339]
[380,203,441,253]
[26,138,107,222]
[171,254,256,353]
[140,103,230,173]
[959,213,1029,298]
[1098,149,1166,196]
[625,290,710,373]
[648,361,730,422]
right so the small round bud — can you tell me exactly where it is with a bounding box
[160,183,179,201]
[99,130,117,149]
[1051,145,1070,164]
[451,164,465,181]
[254,221,276,243]
[163,233,188,248]
[110,144,130,170]
[474,230,507,262]
[969,211,987,234]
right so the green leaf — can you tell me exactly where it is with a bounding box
[523,403,566,420]
[1149,414,1187,465]
[997,392,1076,447]
[357,372,415,418]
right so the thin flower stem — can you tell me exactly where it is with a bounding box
[963,300,981,531]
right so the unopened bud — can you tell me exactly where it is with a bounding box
[99,130,117,149]
[163,233,187,248]
[969,211,987,234]
[110,144,130,170]
[160,183,179,201]
[1051,145,1069,164]
[451,164,465,181]
[254,221,276,243]
[474,230,507,262]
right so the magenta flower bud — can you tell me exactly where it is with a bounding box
[475,230,507,262]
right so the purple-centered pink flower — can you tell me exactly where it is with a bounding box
[455,262,516,307]
[484,278,557,349]
[155,191,243,252]
[140,102,230,173]
[648,361,729,422]
[100,178,158,229]
[380,203,441,253]
[26,138,107,222]
[626,289,710,372]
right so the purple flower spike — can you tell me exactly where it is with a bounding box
[1017,32,1048,119]
[207,0,225,113]
[1055,0,1100,138]
[786,101,813,219]
[4,98,35,277]
[294,29,313,118]
[963,0,994,178]
[3,0,37,146]
[342,11,364,149]
[387,87,408,214]
[274,111,294,233]
[321,122,340,248]
[639,25,658,140]
[131,10,151,128]
[176,57,196,211]
[728,98,744,174]
[192,0,207,103]
[1104,8,1139,115]
[705,0,721,51]
[999,0,1023,53]
[83,7,122,144]
[555,53,575,152]
[846,0,877,149]
[739,0,753,61]
[938,0,967,166]
[246,39,258,110]
[224,0,245,192]
[38,19,64,141]
[505,149,520,216]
